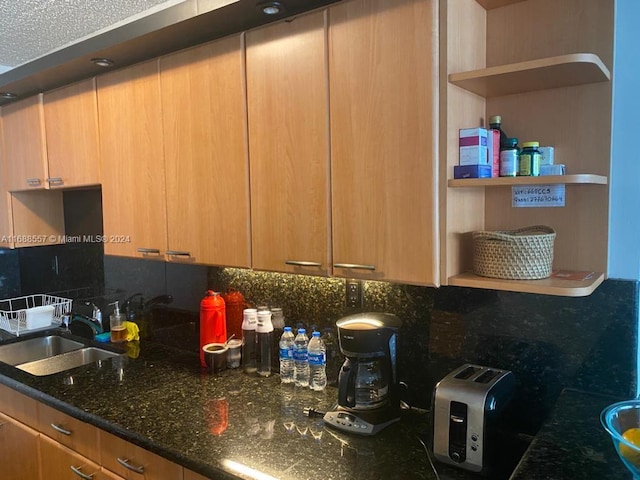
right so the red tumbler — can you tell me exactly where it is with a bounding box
[200,291,226,368]
[223,289,246,342]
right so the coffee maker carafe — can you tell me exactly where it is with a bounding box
[323,312,402,436]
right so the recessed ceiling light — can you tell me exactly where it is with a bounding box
[258,1,284,15]
[0,92,18,99]
[90,58,115,67]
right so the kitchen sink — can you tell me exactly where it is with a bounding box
[16,347,123,376]
[0,335,86,366]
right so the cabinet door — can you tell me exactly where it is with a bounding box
[97,60,168,259]
[44,78,101,188]
[247,11,331,275]
[99,430,183,480]
[39,434,113,480]
[160,34,250,267]
[0,412,40,480]
[329,0,439,286]
[0,117,14,247]
[1,94,49,191]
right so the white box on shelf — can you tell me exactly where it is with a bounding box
[459,127,489,166]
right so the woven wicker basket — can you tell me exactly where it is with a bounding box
[472,225,556,280]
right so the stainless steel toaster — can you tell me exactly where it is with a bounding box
[431,364,515,475]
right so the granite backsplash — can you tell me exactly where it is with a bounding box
[8,247,638,438]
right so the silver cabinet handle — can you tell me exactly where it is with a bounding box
[47,177,64,186]
[285,260,322,267]
[117,457,145,474]
[166,250,191,257]
[137,248,161,255]
[27,178,42,186]
[333,263,376,271]
[50,423,72,435]
[70,465,93,479]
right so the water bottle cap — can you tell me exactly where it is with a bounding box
[312,331,320,337]
[284,326,292,332]
[298,328,306,334]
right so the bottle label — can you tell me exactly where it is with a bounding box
[279,347,293,359]
[308,352,325,366]
[293,349,308,362]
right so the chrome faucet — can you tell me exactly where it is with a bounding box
[85,302,102,329]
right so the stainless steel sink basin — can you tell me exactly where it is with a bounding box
[0,335,86,366]
[16,347,122,376]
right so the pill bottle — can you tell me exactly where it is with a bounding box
[499,137,519,177]
[518,141,541,176]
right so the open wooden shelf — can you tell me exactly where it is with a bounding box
[475,0,525,9]
[448,271,605,297]
[449,53,610,98]
[448,174,608,188]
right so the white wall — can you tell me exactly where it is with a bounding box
[609,0,640,281]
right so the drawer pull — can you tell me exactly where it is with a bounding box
[333,263,376,271]
[166,250,191,257]
[285,260,322,267]
[117,457,145,474]
[137,248,161,255]
[50,423,72,435]
[47,177,64,186]
[70,465,93,479]
[27,178,42,186]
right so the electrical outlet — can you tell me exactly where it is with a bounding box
[345,279,363,309]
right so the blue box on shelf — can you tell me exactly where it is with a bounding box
[454,165,492,179]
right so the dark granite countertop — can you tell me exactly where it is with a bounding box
[510,388,630,480]
[0,330,630,480]
[0,330,440,480]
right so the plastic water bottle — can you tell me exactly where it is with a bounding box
[279,326,295,383]
[293,328,309,387]
[308,331,327,391]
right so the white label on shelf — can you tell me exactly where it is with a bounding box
[512,184,565,207]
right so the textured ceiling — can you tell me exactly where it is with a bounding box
[0,0,184,71]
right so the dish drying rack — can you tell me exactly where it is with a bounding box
[0,294,72,336]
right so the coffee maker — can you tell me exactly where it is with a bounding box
[323,312,402,436]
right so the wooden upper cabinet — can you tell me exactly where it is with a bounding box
[43,77,101,188]
[247,11,331,276]
[0,116,13,247]
[328,0,439,286]
[160,34,250,267]
[1,94,48,191]
[97,60,167,259]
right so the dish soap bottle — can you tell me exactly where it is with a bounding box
[109,301,127,343]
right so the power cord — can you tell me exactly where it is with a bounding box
[304,407,327,418]
[416,429,442,480]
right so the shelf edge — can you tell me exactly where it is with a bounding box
[448,174,608,188]
[449,53,611,97]
[447,272,605,297]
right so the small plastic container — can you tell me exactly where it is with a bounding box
[499,138,519,177]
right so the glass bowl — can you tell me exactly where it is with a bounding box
[601,400,640,479]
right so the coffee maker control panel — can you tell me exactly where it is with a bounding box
[323,411,376,435]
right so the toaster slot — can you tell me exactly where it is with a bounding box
[454,366,479,380]
[448,401,467,463]
[474,369,498,384]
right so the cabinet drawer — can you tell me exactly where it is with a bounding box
[184,470,209,480]
[100,430,183,480]
[0,383,39,429]
[38,402,100,463]
[40,434,113,480]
